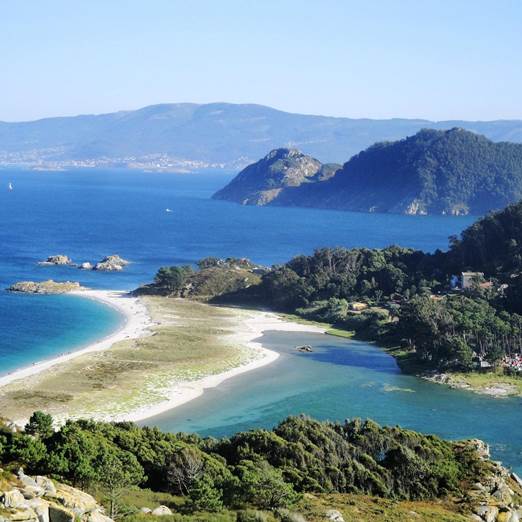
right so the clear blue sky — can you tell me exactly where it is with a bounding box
[1,0,521,121]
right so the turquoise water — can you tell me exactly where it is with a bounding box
[0,291,122,376]
[144,331,522,475]
[1,167,520,474]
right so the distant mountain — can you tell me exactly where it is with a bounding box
[2,102,522,169]
[213,128,522,215]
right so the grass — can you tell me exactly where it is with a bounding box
[0,298,259,422]
[296,493,470,522]
[444,370,522,396]
[90,484,472,522]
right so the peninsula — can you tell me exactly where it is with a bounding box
[0,288,322,426]
[213,128,522,216]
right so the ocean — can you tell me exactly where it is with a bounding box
[3,167,521,474]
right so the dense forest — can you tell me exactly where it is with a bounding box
[0,412,492,520]
[214,128,522,216]
[145,200,522,374]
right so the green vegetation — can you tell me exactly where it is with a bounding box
[215,128,522,215]
[143,200,522,380]
[0,299,254,422]
[137,258,264,301]
[0,413,492,520]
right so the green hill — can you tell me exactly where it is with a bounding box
[214,128,522,215]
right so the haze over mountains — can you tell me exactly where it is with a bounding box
[2,102,522,169]
[213,128,522,216]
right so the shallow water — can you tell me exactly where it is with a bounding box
[2,167,520,474]
[144,331,522,474]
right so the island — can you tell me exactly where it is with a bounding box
[213,128,522,216]
[8,280,83,294]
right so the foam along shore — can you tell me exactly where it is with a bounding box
[0,289,152,388]
[0,293,325,426]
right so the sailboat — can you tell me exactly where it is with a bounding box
[8,182,13,191]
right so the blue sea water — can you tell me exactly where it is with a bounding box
[2,167,521,474]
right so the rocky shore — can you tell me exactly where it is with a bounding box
[423,372,521,398]
[464,439,522,522]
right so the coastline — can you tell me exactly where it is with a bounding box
[0,292,325,425]
[0,289,152,388]
[116,310,325,423]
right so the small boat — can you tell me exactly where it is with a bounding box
[296,345,313,353]
[165,208,173,213]
[8,182,13,191]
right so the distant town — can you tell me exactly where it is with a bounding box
[0,149,250,172]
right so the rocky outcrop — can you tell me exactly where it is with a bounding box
[213,129,522,216]
[212,148,341,206]
[460,440,522,522]
[38,256,73,266]
[93,255,129,272]
[8,281,82,294]
[0,469,112,522]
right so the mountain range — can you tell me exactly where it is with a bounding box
[213,128,522,215]
[2,102,522,168]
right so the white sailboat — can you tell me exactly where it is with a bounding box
[8,182,13,191]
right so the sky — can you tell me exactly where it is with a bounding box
[1,0,521,122]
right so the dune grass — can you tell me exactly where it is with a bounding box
[0,298,257,423]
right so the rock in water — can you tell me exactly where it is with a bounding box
[93,255,129,271]
[38,255,73,266]
[8,280,82,294]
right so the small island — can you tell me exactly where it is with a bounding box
[8,280,83,294]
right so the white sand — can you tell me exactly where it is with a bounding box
[114,310,325,423]
[0,290,325,423]
[0,289,152,388]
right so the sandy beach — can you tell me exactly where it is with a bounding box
[117,309,325,423]
[0,291,325,425]
[0,289,152,388]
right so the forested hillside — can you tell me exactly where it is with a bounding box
[214,128,522,215]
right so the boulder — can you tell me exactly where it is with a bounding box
[492,483,514,503]
[27,499,50,522]
[6,508,38,522]
[2,490,27,509]
[35,478,56,496]
[151,506,172,516]
[473,505,498,522]
[52,483,98,513]
[21,486,45,500]
[48,506,74,522]
[140,508,152,514]
[79,262,93,270]
[325,510,344,522]
[93,255,129,272]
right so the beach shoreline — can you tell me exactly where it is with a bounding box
[0,289,152,389]
[0,290,325,425]
[115,309,325,423]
